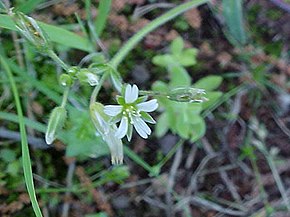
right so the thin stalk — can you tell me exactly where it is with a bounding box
[61,87,70,108]
[1,55,43,217]
[47,50,69,71]
[256,144,290,211]
[201,83,247,118]
[90,71,109,105]
[109,0,209,68]
[123,146,152,173]
[156,139,184,169]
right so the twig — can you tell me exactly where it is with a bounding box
[0,127,49,149]
[186,153,219,195]
[175,196,246,216]
[61,160,76,217]
[202,138,243,203]
[166,145,183,217]
[185,144,197,169]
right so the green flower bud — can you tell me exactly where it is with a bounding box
[67,66,80,77]
[59,74,72,87]
[14,12,50,50]
[45,107,67,145]
[77,68,99,86]
[167,87,207,103]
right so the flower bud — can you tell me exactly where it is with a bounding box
[67,66,80,77]
[77,69,99,86]
[14,12,50,50]
[167,87,208,103]
[59,74,72,87]
[90,103,123,164]
[45,107,67,145]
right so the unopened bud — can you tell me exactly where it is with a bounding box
[67,66,79,77]
[14,12,50,50]
[77,69,99,86]
[59,74,72,87]
[45,107,67,145]
[167,87,207,103]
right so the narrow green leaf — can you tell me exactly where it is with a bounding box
[222,0,247,45]
[193,75,223,91]
[1,55,43,217]
[95,0,112,36]
[17,0,45,14]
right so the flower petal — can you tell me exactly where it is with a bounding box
[115,116,128,139]
[137,99,158,112]
[125,84,139,103]
[126,124,133,141]
[104,105,122,116]
[133,116,151,139]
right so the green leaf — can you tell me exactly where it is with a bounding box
[170,37,184,55]
[222,0,247,46]
[1,55,43,217]
[156,113,169,137]
[190,117,206,142]
[201,91,223,110]
[176,115,191,139]
[152,81,168,93]
[17,0,45,14]
[169,64,191,87]
[193,75,223,91]
[176,48,198,66]
[7,161,21,177]
[95,0,112,36]
[0,149,16,163]
[152,54,173,67]
[64,110,108,158]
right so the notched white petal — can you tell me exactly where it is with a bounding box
[137,99,158,112]
[125,84,139,103]
[104,105,122,116]
[133,116,150,139]
[115,116,128,139]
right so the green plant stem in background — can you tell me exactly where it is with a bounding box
[61,87,70,108]
[95,0,112,36]
[0,56,43,217]
[47,50,69,71]
[109,0,209,68]
[90,71,110,105]
[156,139,184,169]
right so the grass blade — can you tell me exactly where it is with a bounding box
[95,0,112,36]
[17,0,45,14]
[0,55,43,217]
[222,0,247,46]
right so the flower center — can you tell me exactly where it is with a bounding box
[122,105,140,124]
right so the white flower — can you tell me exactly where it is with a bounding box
[104,84,158,141]
[90,103,123,165]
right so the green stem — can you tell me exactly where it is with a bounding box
[89,71,110,105]
[1,56,43,217]
[109,0,209,68]
[61,87,70,108]
[47,50,69,71]
[156,139,184,169]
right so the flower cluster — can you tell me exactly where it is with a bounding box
[104,84,158,141]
